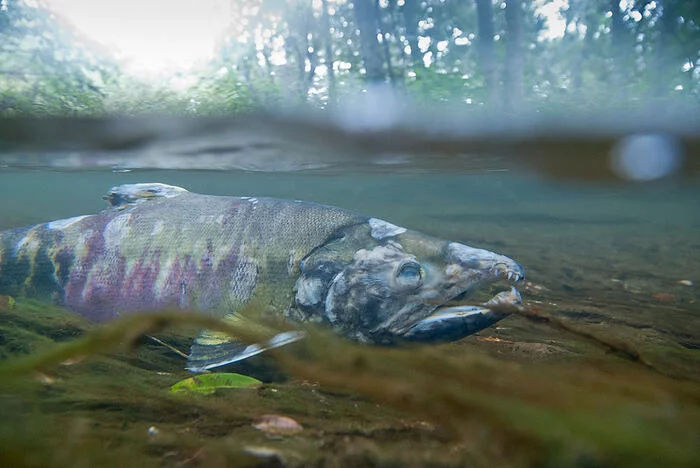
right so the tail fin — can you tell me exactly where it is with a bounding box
[0,226,31,294]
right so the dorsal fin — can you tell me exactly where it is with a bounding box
[104,183,189,209]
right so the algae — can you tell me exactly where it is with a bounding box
[0,295,699,467]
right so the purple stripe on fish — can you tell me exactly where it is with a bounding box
[62,217,112,319]
[121,249,162,312]
[161,255,197,309]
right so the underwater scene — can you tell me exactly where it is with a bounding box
[1,0,700,466]
[1,135,699,467]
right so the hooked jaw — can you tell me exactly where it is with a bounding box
[401,287,522,342]
[400,242,525,343]
[446,242,524,284]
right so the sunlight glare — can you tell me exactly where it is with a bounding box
[45,0,231,77]
[536,0,567,40]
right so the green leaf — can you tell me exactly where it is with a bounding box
[170,373,262,395]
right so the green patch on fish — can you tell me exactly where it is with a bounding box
[0,183,525,371]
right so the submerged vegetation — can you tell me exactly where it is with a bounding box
[0,293,699,467]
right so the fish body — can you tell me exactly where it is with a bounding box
[0,183,524,370]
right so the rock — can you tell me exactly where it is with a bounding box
[521,281,548,297]
[0,295,15,310]
[253,414,303,436]
[244,445,284,460]
[651,293,676,303]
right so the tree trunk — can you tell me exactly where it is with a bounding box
[375,0,395,85]
[283,3,313,101]
[401,0,423,68]
[609,0,628,96]
[504,0,524,111]
[568,0,585,90]
[474,0,498,106]
[575,6,598,91]
[320,0,336,105]
[653,0,678,98]
[353,0,385,83]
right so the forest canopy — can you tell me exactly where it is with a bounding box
[0,0,698,116]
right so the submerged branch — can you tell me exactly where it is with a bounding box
[494,302,661,374]
[0,296,683,384]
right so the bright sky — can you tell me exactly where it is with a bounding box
[45,0,231,75]
[44,0,568,77]
[536,0,567,39]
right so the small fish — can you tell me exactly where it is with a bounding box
[0,183,524,371]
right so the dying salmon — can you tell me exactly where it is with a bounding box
[0,183,524,370]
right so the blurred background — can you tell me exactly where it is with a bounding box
[1,0,697,116]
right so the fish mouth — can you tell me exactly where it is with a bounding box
[437,262,524,312]
[400,283,523,343]
[490,262,525,283]
[434,284,523,316]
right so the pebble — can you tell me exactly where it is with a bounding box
[651,293,676,303]
[521,281,548,297]
[0,295,15,310]
[244,446,283,459]
[252,414,303,436]
[33,372,56,386]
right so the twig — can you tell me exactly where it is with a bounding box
[147,335,189,359]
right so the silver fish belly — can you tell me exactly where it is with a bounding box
[0,183,524,370]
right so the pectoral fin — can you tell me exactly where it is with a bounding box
[186,329,305,372]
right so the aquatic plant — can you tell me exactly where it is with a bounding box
[0,298,698,467]
[170,373,262,395]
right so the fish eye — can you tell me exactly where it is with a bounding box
[396,261,423,288]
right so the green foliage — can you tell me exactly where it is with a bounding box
[0,0,115,116]
[187,67,266,115]
[0,0,698,116]
[100,77,195,116]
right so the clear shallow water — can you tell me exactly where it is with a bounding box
[0,118,699,466]
[2,169,698,297]
[2,168,698,376]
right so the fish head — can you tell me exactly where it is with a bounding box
[292,218,524,345]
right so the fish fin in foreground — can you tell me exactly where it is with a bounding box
[186,329,305,372]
